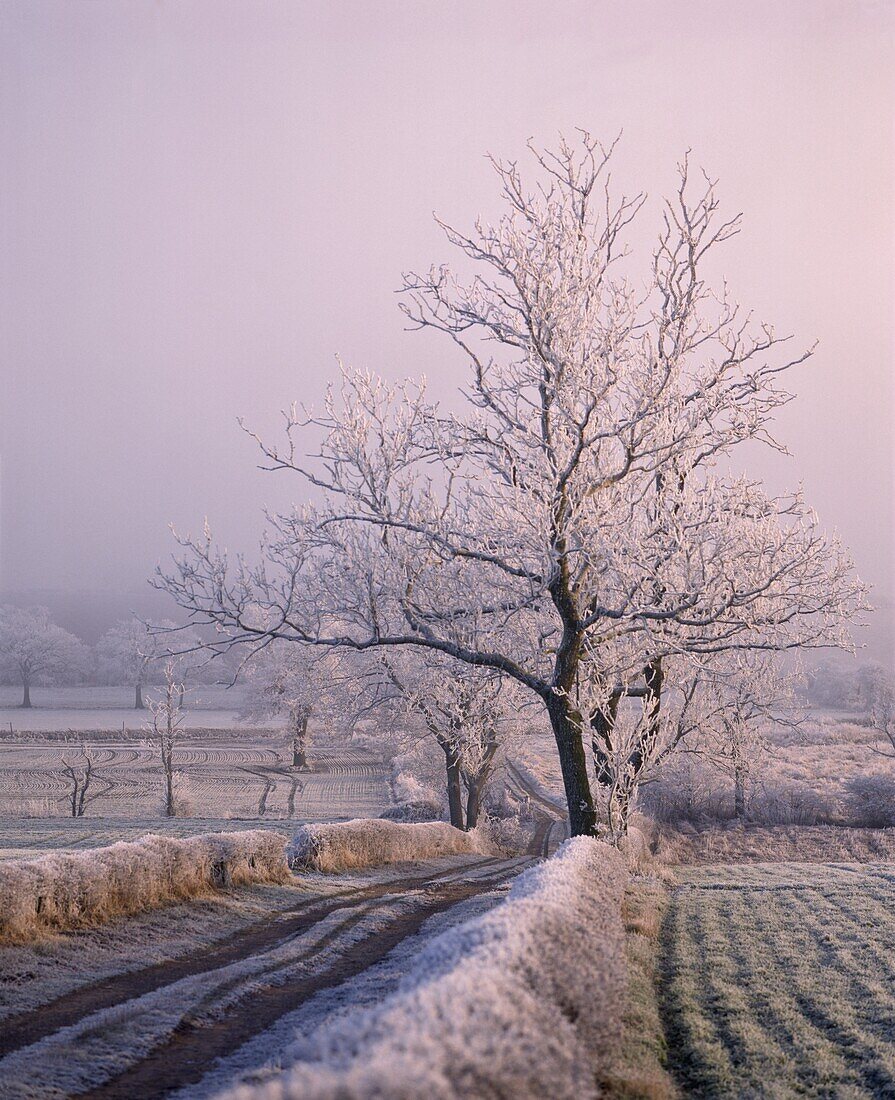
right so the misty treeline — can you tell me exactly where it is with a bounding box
[0,606,213,709]
[151,133,876,838]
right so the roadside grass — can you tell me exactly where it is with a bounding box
[660,862,895,1098]
[602,876,679,1100]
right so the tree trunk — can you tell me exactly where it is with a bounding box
[443,748,466,831]
[21,681,31,708]
[292,716,309,769]
[546,695,598,836]
[135,682,144,710]
[165,768,175,817]
[465,776,484,829]
[734,761,747,819]
[591,692,621,787]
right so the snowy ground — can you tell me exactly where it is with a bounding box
[0,736,391,822]
[0,848,544,1099]
[0,685,250,732]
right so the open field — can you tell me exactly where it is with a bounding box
[662,862,895,1098]
[0,734,391,823]
[0,685,251,732]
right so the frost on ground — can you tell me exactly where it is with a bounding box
[287,819,493,872]
[663,862,895,1098]
[0,829,289,941]
[659,824,895,865]
[0,879,329,1021]
[224,837,627,1100]
[0,734,391,821]
[0,854,520,1098]
[173,879,513,1100]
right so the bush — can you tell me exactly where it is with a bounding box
[845,774,895,827]
[286,819,494,873]
[750,784,839,826]
[380,800,443,823]
[224,837,627,1100]
[0,829,290,943]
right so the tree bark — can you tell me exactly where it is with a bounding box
[591,692,621,787]
[465,776,483,829]
[443,747,466,831]
[135,682,144,710]
[165,767,175,817]
[546,695,598,836]
[21,681,31,708]
[734,761,747,819]
[292,716,309,768]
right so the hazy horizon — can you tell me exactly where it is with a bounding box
[2,1,892,657]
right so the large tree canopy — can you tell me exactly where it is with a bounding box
[158,135,866,836]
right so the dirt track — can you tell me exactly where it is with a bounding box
[0,811,557,1099]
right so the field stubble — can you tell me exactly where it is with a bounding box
[662,862,895,1098]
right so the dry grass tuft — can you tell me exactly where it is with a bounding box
[0,829,290,942]
[601,878,679,1100]
[286,818,494,872]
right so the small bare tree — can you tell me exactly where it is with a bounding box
[147,660,186,817]
[60,745,112,817]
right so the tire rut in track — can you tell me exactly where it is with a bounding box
[0,857,509,1059]
[76,866,520,1100]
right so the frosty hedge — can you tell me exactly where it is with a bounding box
[286,818,494,872]
[0,829,290,941]
[224,836,627,1100]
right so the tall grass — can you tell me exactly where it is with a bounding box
[0,829,290,942]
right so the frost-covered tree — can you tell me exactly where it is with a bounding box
[700,653,804,820]
[146,660,186,816]
[157,135,865,837]
[240,643,338,769]
[862,665,895,758]
[96,617,186,709]
[0,606,89,708]
[358,653,520,829]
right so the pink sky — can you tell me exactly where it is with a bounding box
[1,1,892,651]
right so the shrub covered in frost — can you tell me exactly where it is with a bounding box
[379,800,443,823]
[224,837,627,1100]
[287,819,493,872]
[0,829,290,942]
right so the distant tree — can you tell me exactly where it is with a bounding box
[241,644,340,769]
[698,653,804,820]
[97,617,201,709]
[0,605,88,708]
[146,660,186,816]
[97,617,170,709]
[862,665,895,758]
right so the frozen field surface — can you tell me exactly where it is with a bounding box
[0,685,250,731]
[0,734,392,822]
[663,861,895,1098]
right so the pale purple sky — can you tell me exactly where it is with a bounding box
[1,1,892,646]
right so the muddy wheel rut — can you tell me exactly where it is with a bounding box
[0,855,511,1060]
[75,866,521,1100]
